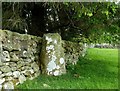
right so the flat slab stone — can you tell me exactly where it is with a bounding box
[1,66,11,73]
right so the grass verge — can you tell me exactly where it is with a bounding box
[16,48,118,89]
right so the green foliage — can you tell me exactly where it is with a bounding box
[2,2,28,33]
[2,2,120,43]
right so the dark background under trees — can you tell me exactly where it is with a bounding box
[2,2,120,44]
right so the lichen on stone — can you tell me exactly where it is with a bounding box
[51,54,57,62]
[2,51,10,62]
[23,51,27,55]
[47,60,56,72]
[53,70,59,76]
[54,40,57,44]
[56,65,60,69]
[46,36,53,44]
[46,45,54,51]
[60,58,64,64]
[0,29,41,89]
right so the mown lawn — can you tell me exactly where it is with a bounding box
[16,48,118,89]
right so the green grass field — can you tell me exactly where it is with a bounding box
[16,48,118,89]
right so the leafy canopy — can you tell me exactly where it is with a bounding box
[2,2,120,43]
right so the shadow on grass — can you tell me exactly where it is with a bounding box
[74,56,118,83]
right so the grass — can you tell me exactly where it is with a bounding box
[16,48,118,89]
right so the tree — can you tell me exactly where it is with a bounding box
[2,2,120,43]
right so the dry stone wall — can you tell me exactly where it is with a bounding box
[0,30,41,89]
[0,29,85,90]
[62,40,86,65]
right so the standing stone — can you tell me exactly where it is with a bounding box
[40,33,66,76]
